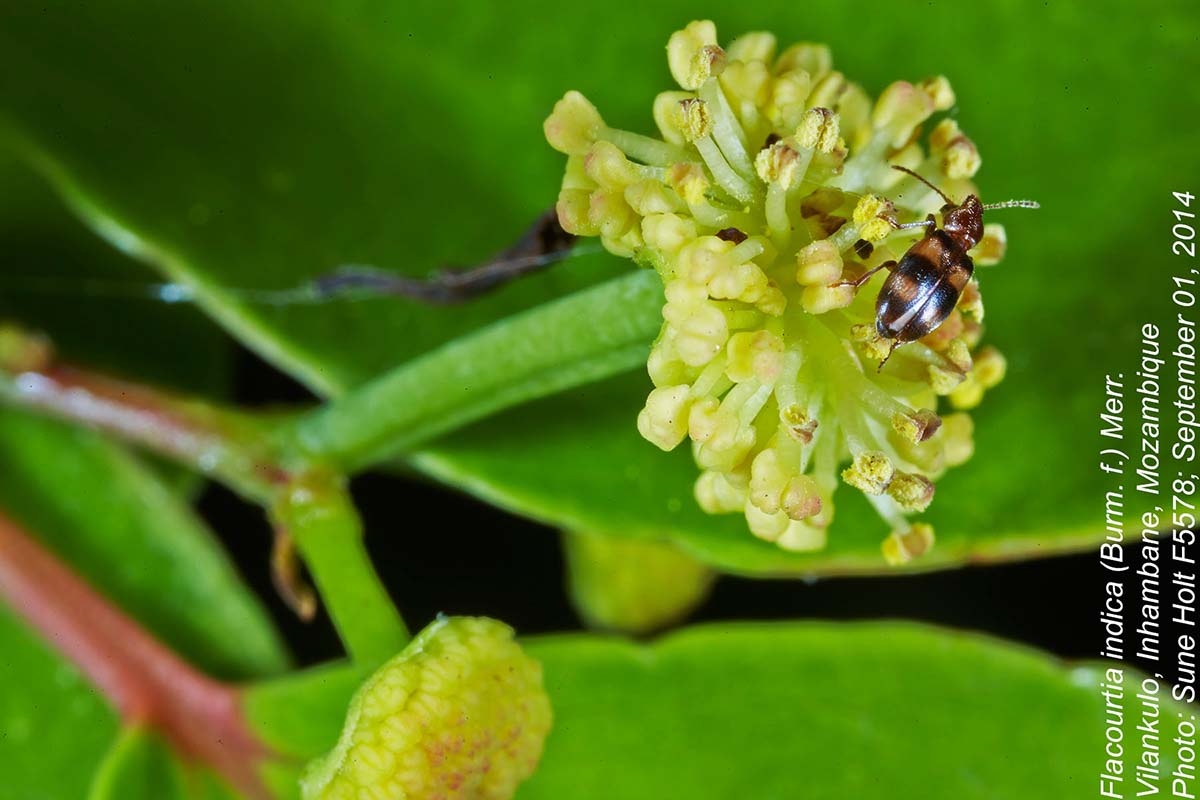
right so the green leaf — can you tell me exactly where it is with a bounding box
[88,727,240,800]
[0,131,282,798]
[2,0,1197,574]
[0,412,289,677]
[0,149,228,399]
[0,606,118,800]
[0,411,288,797]
[245,622,1170,799]
[0,1,628,394]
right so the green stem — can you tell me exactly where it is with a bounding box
[0,324,290,503]
[271,470,409,664]
[289,270,662,471]
[0,323,405,664]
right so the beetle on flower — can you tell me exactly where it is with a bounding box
[544,20,1022,565]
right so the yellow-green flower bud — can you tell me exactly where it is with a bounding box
[940,413,975,467]
[782,474,823,520]
[871,81,937,148]
[642,213,698,255]
[544,91,605,155]
[918,75,956,111]
[974,346,1007,388]
[807,71,847,110]
[795,240,843,285]
[666,162,710,205]
[775,42,832,79]
[668,20,719,90]
[626,179,681,216]
[768,70,814,131]
[801,283,854,314]
[725,330,785,383]
[585,140,641,188]
[695,469,748,514]
[882,523,935,565]
[301,617,551,800]
[563,530,715,634]
[971,223,1007,266]
[726,31,777,63]
[637,384,694,451]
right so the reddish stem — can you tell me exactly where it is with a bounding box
[0,511,274,799]
[0,335,291,501]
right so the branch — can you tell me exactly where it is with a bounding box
[0,510,272,799]
[271,469,410,665]
[0,324,409,658]
[0,325,289,503]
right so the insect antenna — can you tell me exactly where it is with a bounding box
[890,165,955,205]
[982,199,1040,210]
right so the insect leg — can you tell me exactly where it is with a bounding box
[876,338,902,372]
[883,214,937,233]
[833,259,897,289]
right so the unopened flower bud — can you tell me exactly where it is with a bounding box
[801,283,855,314]
[940,413,975,467]
[775,42,832,79]
[872,81,936,147]
[971,223,1007,266]
[667,162,710,205]
[726,330,785,383]
[544,91,605,155]
[301,617,551,800]
[696,469,747,513]
[642,213,698,255]
[882,523,935,565]
[918,75,956,111]
[782,474,823,520]
[795,240,843,285]
[726,31,777,63]
[777,520,827,552]
[974,346,1007,388]
[638,385,694,450]
[585,141,640,188]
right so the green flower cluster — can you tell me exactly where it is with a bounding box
[545,21,1011,564]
